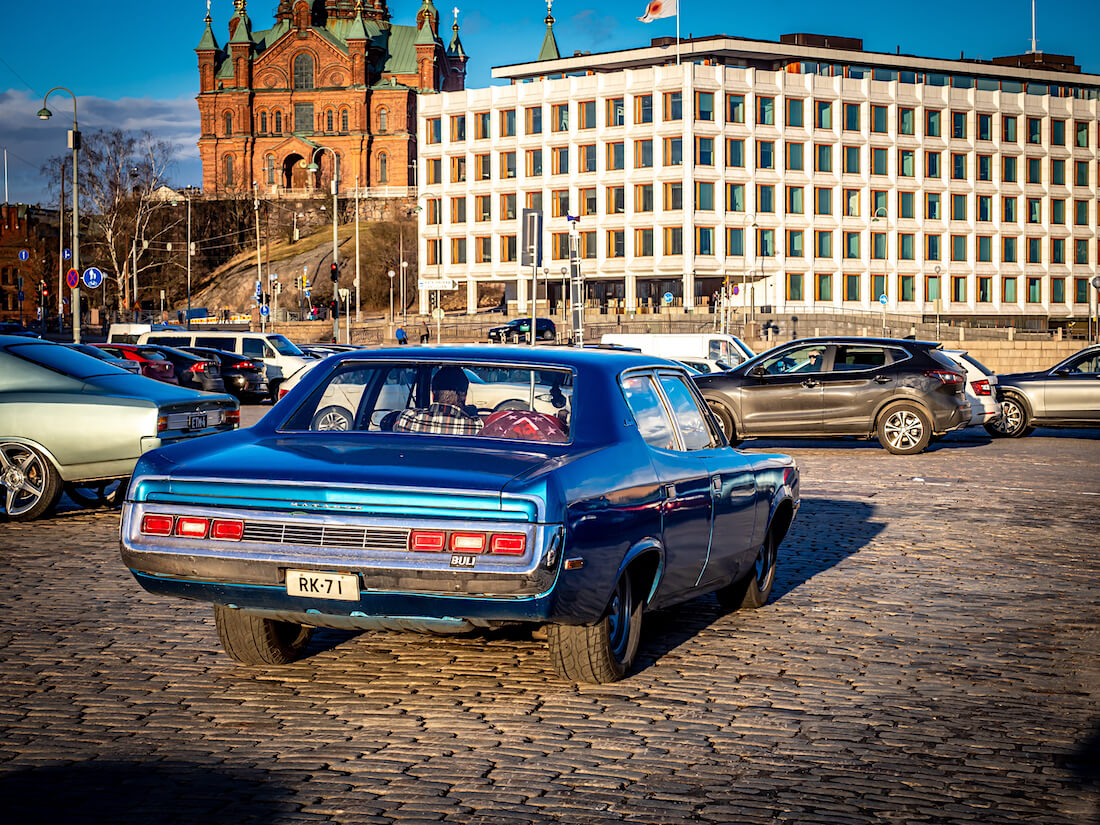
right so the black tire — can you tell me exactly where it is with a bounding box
[65,477,129,509]
[547,572,642,683]
[540,329,554,341]
[876,402,932,455]
[984,395,1033,438]
[716,530,778,611]
[213,604,313,665]
[311,405,354,431]
[1,442,62,522]
[492,398,528,413]
[706,399,742,446]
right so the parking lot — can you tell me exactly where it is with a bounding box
[0,423,1097,824]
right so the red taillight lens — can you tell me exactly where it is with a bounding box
[278,388,289,400]
[450,532,487,554]
[972,379,992,396]
[210,519,244,541]
[141,514,174,536]
[409,530,446,552]
[231,361,256,369]
[924,369,964,387]
[225,409,240,427]
[175,517,210,538]
[490,533,527,555]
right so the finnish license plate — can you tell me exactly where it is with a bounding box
[187,413,207,430]
[286,570,359,601]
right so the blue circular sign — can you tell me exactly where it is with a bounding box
[878,293,888,305]
[63,249,72,261]
[82,267,104,289]
[662,292,674,305]
[18,249,29,262]
[731,285,739,296]
[260,305,270,317]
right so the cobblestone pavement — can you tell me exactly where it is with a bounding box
[1,427,1097,825]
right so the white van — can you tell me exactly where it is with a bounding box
[106,323,186,344]
[600,333,755,369]
[133,330,316,397]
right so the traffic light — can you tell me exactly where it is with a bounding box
[329,299,339,319]
[39,282,48,306]
[330,262,339,283]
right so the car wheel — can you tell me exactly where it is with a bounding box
[876,402,932,455]
[716,530,778,611]
[65,477,129,509]
[540,329,554,341]
[547,572,642,683]
[984,395,1033,438]
[310,405,354,431]
[493,399,528,413]
[0,442,62,522]
[705,399,742,446]
[268,380,282,402]
[213,604,313,665]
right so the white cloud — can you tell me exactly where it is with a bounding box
[0,89,201,207]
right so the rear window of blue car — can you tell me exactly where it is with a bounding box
[6,342,126,379]
[281,361,575,443]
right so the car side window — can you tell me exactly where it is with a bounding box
[1065,353,1100,374]
[621,373,677,450]
[241,339,265,359]
[658,373,717,450]
[761,344,827,375]
[833,346,887,371]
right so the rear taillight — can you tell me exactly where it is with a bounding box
[157,415,168,433]
[225,409,240,427]
[141,514,174,536]
[278,388,289,400]
[409,530,447,552]
[450,532,487,554]
[490,533,527,555]
[196,361,215,374]
[972,379,992,396]
[924,369,964,388]
[231,361,257,369]
[210,519,244,541]
[175,517,210,538]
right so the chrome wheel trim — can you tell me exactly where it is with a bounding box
[606,576,632,661]
[0,444,47,517]
[315,410,351,431]
[706,400,733,439]
[996,399,1025,435]
[884,410,924,451]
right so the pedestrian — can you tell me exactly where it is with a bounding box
[420,321,430,344]
[177,309,184,324]
[395,327,408,345]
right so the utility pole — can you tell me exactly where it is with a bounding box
[254,183,263,332]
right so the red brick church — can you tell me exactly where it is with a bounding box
[196,0,467,195]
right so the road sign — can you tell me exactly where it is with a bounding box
[418,277,456,290]
[260,305,270,317]
[431,307,445,321]
[18,291,24,302]
[63,249,71,261]
[66,269,80,289]
[731,285,739,295]
[879,293,888,305]
[82,267,104,289]
[18,249,29,262]
[520,208,544,268]
[269,272,279,281]
[662,292,674,305]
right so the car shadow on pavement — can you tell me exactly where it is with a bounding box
[635,497,882,675]
[0,760,298,825]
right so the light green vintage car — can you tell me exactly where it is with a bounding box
[0,336,239,521]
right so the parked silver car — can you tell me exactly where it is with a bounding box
[986,344,1100,437]
[1,337,239,521]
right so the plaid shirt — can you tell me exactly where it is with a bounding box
[392,403,484,436]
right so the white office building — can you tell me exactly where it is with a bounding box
[416,28,1099,324]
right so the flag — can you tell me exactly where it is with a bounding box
[638,0,677,23]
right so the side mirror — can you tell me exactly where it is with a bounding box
[750,364,768,378]
[1053,368,1071,377]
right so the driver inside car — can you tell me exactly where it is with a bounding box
[391,366,484,435]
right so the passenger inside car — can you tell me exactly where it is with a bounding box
[391,366,484,435]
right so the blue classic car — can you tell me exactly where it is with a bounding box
[120,347,799,683]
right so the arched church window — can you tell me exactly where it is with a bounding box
[293,53,314,90]
[223,155,234,187]
[341,109,349,133]
[326,110,334,133]
[274,111,283,134]
[259,112,268,134]
[378,152,388,184]
[224,111,233,136]
[378,107,388,132]
[265,154,276,185]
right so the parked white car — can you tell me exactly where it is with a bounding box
[600,333,754,368]
[942,350,1000,427]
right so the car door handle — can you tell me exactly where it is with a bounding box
[663,483,676,499]
[873,375,891,384]
[800,378,819,388]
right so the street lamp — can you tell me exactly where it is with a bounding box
[307,146,340,341]
[171,186,195,330]
[872,206,888,331]
[400,260,409,324]
[38,87,80,343]
[560,266,568,322]
[388,269,395,323]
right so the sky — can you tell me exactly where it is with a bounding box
[1,0,1098,206]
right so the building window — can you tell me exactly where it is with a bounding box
[787,98,804,128]
[1074,200,1089,225]
[899,149,915,177]
[787,230,804,258]
[815,143,832,172]
[635,139,654,168]
[695,92,714,121]
[500,193,516,220]
[727,227,744,256]
[1051,237,1065,265]
[580,187,597,216]
[872,147,888,175]
[451,238,466,265]
[951,276,967,303]
[951,111,967,139]
[951,194,967,221]
[1074,161,1090,187]
[474,111,490,139]
[551,103,568,131]
[757,140,775,169]
[726,183,745,212]
[926,275,941,302]
[664,91,682,121]
[1002,276,1017,303]
[526,149,542,176]
[1074,120,1089,148]
[607,230,625,258]
[1051,159,1065,186]
[1027,237,1041,264]
[816,273,833,301]
[501,109,516,137]
[635,184,654,212]
[899,274,915,301]
[664,182,683,211]
[697,181,715,211]
[501,235,517,262]
[378,153,388,184]
[526,106,542,135]
[264,154,275,185]
[341,109,349,133]
[843,188,859,217]
[951,234,967,262]
[326,110,334,133]
[274,111,282,134]
[475,236,491,263]
[1027,117,1042,144]
[293,53,314,90]
[579,144,596,173]
[727,94,744,123]
[757,228,775,256]
[502,151,516,179]
[871,105,887,133]
[450,197,465,223]
[1003,237,1017,263]
[756,96,774,125]
[815,230,832,259]
[664,227,683,255]
[579,100,596,130]
[607,186,624,214]
[977,154,992,181]
[1003,156,1017,182]
[1052,277,1066,303]
[977,276,993,302]
[926,193,941,220]
[978,113,992,141]
[899,233,915,260]
[223,111,233,136]
[451,115,466,141]
[843,146,860,174]
[293,102,313,133]
[259,112,268,134]
[844,273,860,301]
[925,151,941,178]
[663,137,682,166]
[635,228,654,256]
[450,156,466,183]
[843,232,860,260]
[1026,276,1041,303]
[978,195,992,221]
[1026,157,1041,184]
[786,186,804,215]
[552,146,568,175]
[926,235,942,261]
[1003,115,1017,142]
[951,153,967,180]
[695,226,715,255]
[425,238,441,266]
[843,102,860,131]
[1075,239,1090,265]
[786,142,804,171]
[926,109,941,137]
[787,272,804,300]
[871,232,886,260]
[814,100,832,130]
[526,191,542,211]
[551,189,569,218]
[635,94,653,124]
[475,194,491,222]
[425,159,441,185]
[757,184,774,213]
[814,186,831,216]
[697,137,714,166]
[900,191,915,218]
[426,117,441,144]
[607,97,625,127]
[1051,199,1065,224]
[899,107,915,135]
[1051,119,1065,146]
[727,139,744,167]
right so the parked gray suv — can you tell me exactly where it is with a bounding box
[986,344,1100,438]
[694,337,971,455]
